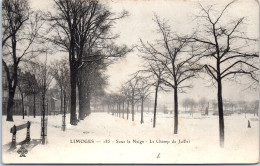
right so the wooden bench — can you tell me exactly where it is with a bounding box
[10,121,31,149]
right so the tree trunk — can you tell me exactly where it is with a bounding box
[174,87,178,134]
[33,93,36,118]
[78,94,83,118]
[122,102,125,118]
[78,83,86,120]
[112,105,114,115]
[21,93,24,119]
[131,96,134,121]
[113,105,116,116]
[64,92,66,115]
[6,88,15,121]
[41,79,46,145]
[85,87,91,116]
[42,92,45,118]
[6,35,18,121]
[60,85,63,114]
[78,69,86,120]
[47,101,49,116]
[119,103,121,118]
[116,104,118,117]
[127,101,129,120]
[153,84,159,128]
[141,98,144,124]
[217,78,224,147]
[70,67,78,125]
[113,104,115,115]
[118,104,119,117]
[6,68,18,121]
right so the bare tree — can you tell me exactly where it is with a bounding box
[190,1,259,147]
[33,54,53,144]
[2,0,29,47]
[120,85,130,119]
[126,78,139,121]
[198,97,207,111]
[189,99,196,117]
[2,0,44,121]
[137,47,168,128]
[120,84,132,120]
[139,15,200,133]
[19,66,40,118]
[182,98,190,111]
[17,72,26,119]
[251,100,259,116]
[182,98,196,116]
[135,77,151,124]
[17,71,39,119]
[50,58,70,115]
[108,93,122,117]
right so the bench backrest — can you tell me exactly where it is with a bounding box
[10,121,31,134]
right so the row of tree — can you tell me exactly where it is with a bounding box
[182,98,259,115]
[104,76,151,124]
[103,93,258,118]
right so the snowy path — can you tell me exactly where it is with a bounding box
[2,112,259,164]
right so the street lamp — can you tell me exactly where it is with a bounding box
[62,92,66,131]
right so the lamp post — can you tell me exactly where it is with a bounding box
[62,92,66,131]
[41,50,48,145]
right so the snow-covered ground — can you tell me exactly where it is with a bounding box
[2,112,259,164]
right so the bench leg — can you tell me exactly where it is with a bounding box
[10,134,16,149]
[25,128,31,143]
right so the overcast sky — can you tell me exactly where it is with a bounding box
[30,0,259,107]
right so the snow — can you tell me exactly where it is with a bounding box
[2,112,259,164]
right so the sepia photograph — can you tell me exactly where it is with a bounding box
[1,0,259,164]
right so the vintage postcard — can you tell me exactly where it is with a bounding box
[1,0,259,164]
